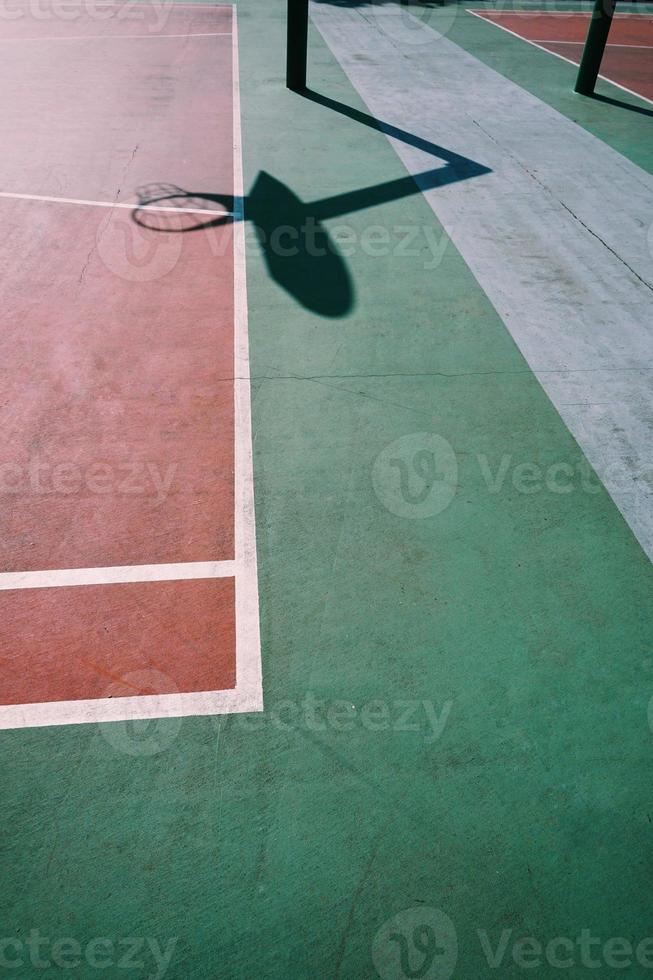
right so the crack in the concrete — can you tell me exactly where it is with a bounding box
[77,245,95,284]
[471,116,653,293]
[78,144,140,283]
[210,365,653,383]
[557,197,653,294]
[248,366,652,381]
[229,366,653,418]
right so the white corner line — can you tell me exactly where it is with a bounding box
[466,9,653,108]
[0,31,232,41]
[0,190,232,216]
[0,686,260,731]
[0,561,236,590]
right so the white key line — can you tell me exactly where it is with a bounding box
[0,561,236,590]
[0,190,232,216]
[0,30,232,39]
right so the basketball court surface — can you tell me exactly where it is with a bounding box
[2,0,652,976]
[0,3,261,727]
[471,9,653,101]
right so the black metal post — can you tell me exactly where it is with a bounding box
[287,0,309,91]
[575,0,616,95]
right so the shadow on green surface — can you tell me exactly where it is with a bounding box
[586,91,653,119]
[248,171,354,317]
[131,101,491,318]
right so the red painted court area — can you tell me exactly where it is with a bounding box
[0,3,261,727]
[472,10,653,102]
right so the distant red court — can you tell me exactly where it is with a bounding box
[471,10,653,103]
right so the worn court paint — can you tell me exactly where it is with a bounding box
[0,2,232,38]
[2,1,653,977]
[312,1,653,561]
[0,577,236,706]
[0,201,235,570]
[0,23,233,199]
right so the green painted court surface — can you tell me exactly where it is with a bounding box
[2,0,653,977]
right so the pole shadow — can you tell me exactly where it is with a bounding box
[586,91,653,119]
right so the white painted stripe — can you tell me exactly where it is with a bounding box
[531,40,653,49]
[0,31,232,40]
[467,9,653,107]
[0,2,233,7]
[0,561,235,590]
[312,2,653,561]
[467,9,653,15]
[0,190,232,216]
[231,7,264,714]
[0,687,260,731]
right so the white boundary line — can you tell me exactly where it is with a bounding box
[467,9,653,107]
[0,5,262,730]
[0,561,236,590]
[0,30,232,39]
[531,39,653,48]
[231,6,264,717]
[0,687,260,730]
[0,2,234,7]
[470,9,653,15]
[0,189,232,215]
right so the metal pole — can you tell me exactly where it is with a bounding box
[287,0,309,91]
[575,0,616,95]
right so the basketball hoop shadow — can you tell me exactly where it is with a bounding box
[131,108,491,317]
